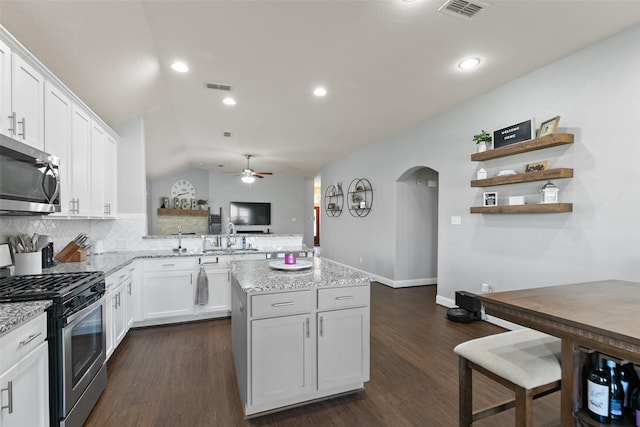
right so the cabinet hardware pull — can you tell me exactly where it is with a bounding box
[335,295,355,300]
[161,264,175,267]
[127,283,132,295]
[306,318,310,338]
[117,292,121,308]
[7,113,16,135]
[113,296,117,309]
[1,381,13,414]
[19,332,42,346]
[319,316,324,337]
[17,117,26,139]
[272,301,294,307]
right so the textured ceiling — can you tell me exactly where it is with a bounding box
[1,1,639,180]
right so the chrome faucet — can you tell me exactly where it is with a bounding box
[226,222,236,249]
[173,225,187,253]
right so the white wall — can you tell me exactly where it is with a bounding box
[321,25,640,301]
[114,117,146,214]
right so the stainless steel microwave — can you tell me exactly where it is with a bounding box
[0,134,60,215]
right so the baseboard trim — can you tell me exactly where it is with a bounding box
[321,258,436,289]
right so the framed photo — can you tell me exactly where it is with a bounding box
[537,116,560,138]
[483,192,498,207]
[327,202,336,210]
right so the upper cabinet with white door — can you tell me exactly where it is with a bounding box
[1,25,120,219]
[44,81,72,216]
[0,37,44,150]
[11,55,44,150]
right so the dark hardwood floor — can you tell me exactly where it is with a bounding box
[85,283,561,426]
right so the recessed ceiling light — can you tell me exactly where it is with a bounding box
[171,61,189,73]
[458,57,481,70]
[223,96,237,106]
[313,87,327,97]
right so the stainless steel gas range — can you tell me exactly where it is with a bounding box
[0,272,106,427]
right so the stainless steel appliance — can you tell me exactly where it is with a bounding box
[0,271,106,427]
[0,134,61,215]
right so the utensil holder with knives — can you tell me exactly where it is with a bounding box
[55,233,89,263]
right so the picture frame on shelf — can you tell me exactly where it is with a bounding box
[537,116,560,138]
[483,192,498,207]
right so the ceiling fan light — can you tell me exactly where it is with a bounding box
[241,175,255,184]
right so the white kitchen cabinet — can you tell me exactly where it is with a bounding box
[0,45,45,150]
[90,121,105,217]
[0,313,49,427]
[10,55,44,150]
[317,307,369,390]
[0,39,12,139]
[232,280,370,416]
[69,104,91,216]
[124,265,136,330]
[196,256,233,316]
[251,313,315,406]
[105,267,131,360]
[44,81,72,216]
[103,134,117,218]
[141,258,195,322]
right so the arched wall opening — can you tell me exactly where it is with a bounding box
[394,166,438,287]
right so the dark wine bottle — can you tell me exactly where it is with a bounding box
[587,354,610,423]
[608,360,624,421]
[635,385,640,427]
[620,361,634,417]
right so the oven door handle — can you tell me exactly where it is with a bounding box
[65,295,105,326]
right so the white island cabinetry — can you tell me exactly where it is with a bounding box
[231,258,370,417]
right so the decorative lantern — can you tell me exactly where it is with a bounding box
[540,181,559,204]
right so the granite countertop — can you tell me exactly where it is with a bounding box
[0,300,52,337]
[44,246,313,277]
[232,257,372,293]
[2,246,313,335]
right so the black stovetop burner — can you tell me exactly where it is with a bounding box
[0,271,104,303]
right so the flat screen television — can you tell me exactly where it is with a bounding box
[230,201,271,226]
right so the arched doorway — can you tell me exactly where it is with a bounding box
[394,166,438,287]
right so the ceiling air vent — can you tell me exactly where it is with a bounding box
[438,0,489,20]
[223,131,232,138]
[205,82,232,91]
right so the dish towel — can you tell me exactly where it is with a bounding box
[195,265,209,305]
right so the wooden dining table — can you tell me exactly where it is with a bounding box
[478,279,640,426]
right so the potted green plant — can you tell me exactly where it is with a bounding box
[351,193,362,209]
[473,130,492,153]
[196,199,209,210]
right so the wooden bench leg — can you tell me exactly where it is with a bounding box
[515,386,534,427]
[459,356,472,427]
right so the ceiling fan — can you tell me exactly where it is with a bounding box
[239,154,272,183]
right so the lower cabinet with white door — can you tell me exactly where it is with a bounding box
[194,255,233,318]
[0,312,49,427]
[232,274,370,417]
[105,265,135,360]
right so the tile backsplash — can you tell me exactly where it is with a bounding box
[0,213,147,253]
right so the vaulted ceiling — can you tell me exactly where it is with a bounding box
[2,1,639,180]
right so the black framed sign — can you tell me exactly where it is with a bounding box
[493,119,534,148]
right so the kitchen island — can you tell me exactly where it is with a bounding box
[231,257,372,417]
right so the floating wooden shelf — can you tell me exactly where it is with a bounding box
[470,203,573,214]
[157,208,210,216]
[471,168,573,187]
[471,133,574,161]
